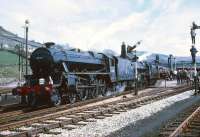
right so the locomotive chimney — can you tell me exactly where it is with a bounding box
[121,42,126,58]
[44,42,55,48]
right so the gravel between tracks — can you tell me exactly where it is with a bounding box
[38,90,194,137]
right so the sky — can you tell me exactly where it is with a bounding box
[1,0,200,56]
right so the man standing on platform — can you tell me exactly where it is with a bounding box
[190,45,198,65]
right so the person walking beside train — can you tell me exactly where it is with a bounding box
[186,70,190,85]
[183,69,187,83]
[179,70,183,84]
[176,71,179,84]
[177,70,180,84]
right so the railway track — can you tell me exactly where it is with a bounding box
[0,85,191,137]
[0,87,163,127]
[0,85,185,126]
[159,99,200,137]
[0,84,185,114]
[0,86,172,125]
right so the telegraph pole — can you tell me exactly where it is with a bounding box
[18,42,23,86]
[18,44,21,86]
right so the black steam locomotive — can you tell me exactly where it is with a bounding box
[13,42,162,107]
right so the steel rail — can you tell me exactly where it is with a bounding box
[168,106,200,137]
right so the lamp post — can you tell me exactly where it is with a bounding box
[190,45,198,94]
[18,43,21,86]
[25,19,29,76]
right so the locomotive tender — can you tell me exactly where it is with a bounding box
[13,42,159,107]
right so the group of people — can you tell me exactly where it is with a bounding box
[172,69,200,94]
[165,69,191,84]
[176,69,192,85]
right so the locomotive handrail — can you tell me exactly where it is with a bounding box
[66,72,109,75]
[97,67,108,72]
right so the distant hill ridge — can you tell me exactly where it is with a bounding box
[0,26,42,49]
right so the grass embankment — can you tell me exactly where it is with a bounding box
[0,50,19,65]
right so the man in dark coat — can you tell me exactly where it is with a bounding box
[190,45,198,64]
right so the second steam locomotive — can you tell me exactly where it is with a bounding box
[13,42,163,107]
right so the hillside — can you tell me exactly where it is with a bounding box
[0,50,28,79]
